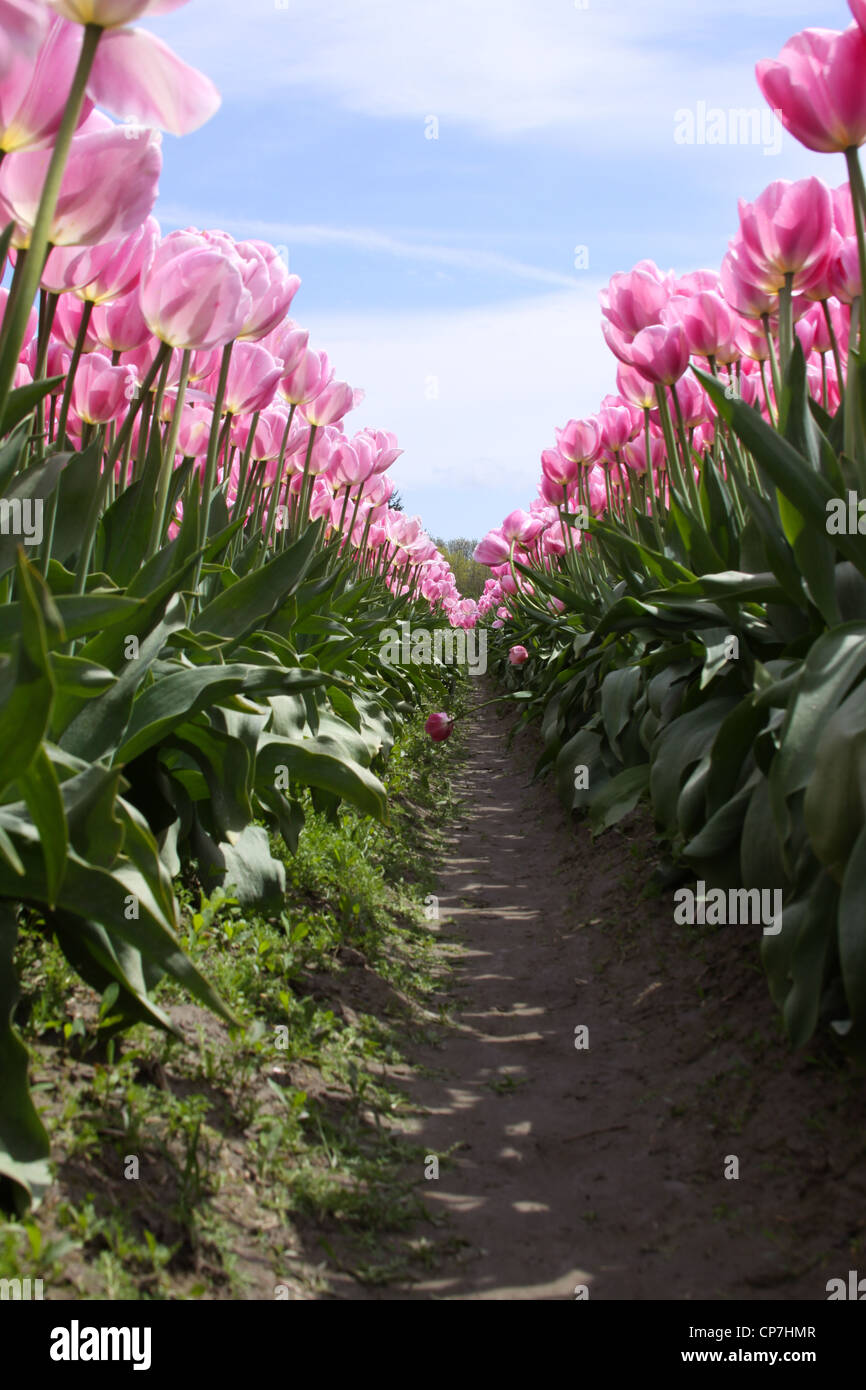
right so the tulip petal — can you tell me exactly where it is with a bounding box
[89,27,221,136]
[0,0,48,80]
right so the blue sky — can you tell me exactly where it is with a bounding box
[142,0,849,540]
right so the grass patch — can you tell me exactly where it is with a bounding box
[6,703,466,1299]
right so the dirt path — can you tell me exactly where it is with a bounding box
[338,690,866,1301]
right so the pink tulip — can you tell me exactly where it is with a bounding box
[669,374,708,429]
[473,531,510,566]
[538,472,568,507]
[46,1,220,137]
[665,290,740,363]
[177,405,213,457]
[309,478,333,522]
[359,472,388,506]
[78,216,159,303]
[600,260,673,340]
[343,432,376,481]
[42,244,104,294]
[279,348,327,406]
[812,297,849,355]
[262,322,309,373]
[120,336,183,387]
[615,361,656,409]
[0,288,37,351]
[555,416,600,464]
[627,322,690,385]
[508,645,529,666]
[304,379,356,427]
[622,425,666,476]
[0,123,161,247]
[284,423,333,477]
[541,447,579,488]
[0,1,48,82]
[733,315,770,362]
[756,26,866,155]
[738,179,834,289]
[425,712,454,743]
[90,28,219,136]
[597,399,640,452]
[501,508,544,545]
[48,1,190,23]
[44,214,159,301]
[677,269,721,296]
[720,241,778,318]
[329,439,365,487]
[0,17,93,154]
[188,346,222,383]
[586,464,609,514]
[229,404,288,459]
[691,420,717,453]
[234,241,301,342]
[140,230,250,350]
[217,342,282,416]
[370,429,402,471]
[26,337,71,388]
[793,314,818,359]
[832,238,861,303]
[91,288,152,352]
[72,351,136,424]
[53,292,99,351]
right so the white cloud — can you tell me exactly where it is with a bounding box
[297,287,614,534]
[154,206,580,289]
[147,0,842,144]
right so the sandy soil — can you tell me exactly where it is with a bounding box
[335,691,866,1301]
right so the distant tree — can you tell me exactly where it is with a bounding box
[389,490,404,512]
[433,536,487,598]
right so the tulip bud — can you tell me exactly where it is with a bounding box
[425,712,454,743]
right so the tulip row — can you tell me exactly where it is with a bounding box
[473,2,866,1062]
[0,2,472,1213]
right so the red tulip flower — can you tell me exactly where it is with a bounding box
[425,712,454,743]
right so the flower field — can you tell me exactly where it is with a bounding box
[1,0,866,1320]
[0,0,474,1220]
[473,8,866,1070]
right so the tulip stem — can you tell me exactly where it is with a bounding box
[845,147,866,355]
[560,484,578,580]
[343,484,366,560]
[758,359,777,426]
[670,382,701,513]
[231,410,261,525]
[192,341,233,599]
[356,508,375,571]
[32,290,59,460]
[761,313,782,407]
[0,24,102,425]
[460,692,529,717]
[654,384,688,513]
[131,393,153,482]
[294,424,318,539]
[55,300,94,447]
[778,272,794,377]
[821,299,844,386]
[643,408,664,551]
[53,338,167,582]
[147,347,191,561]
